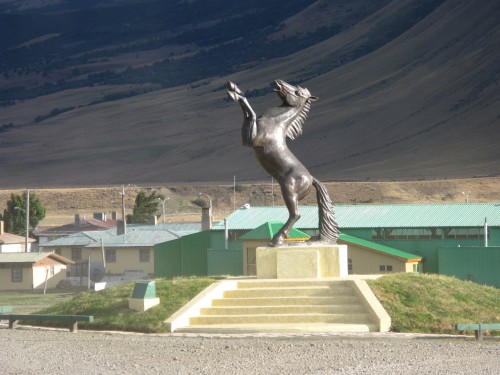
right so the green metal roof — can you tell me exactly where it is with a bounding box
[239,222,311,240]
[338,233,422,261]
[212,203,500,230]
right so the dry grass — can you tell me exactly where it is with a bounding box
[1,177,499,226]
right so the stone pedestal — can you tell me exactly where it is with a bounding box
[256,244,348,279]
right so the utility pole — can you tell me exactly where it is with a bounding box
[120,185,126,220]
[25,189,30,252]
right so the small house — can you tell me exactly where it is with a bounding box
[0,220,36,253]
[0,252,74,291]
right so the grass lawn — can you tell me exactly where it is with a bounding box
[0,289,85,314]
[2,274,499,335]
[367,273,500,335]
[33,278,216,333]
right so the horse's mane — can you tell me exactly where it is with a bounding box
[286,100,311,140]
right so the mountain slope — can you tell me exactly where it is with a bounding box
[0,0,498,187]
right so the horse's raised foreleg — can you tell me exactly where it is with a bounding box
[227,81,256,146]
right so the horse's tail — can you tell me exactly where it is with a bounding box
[312,177,340,243]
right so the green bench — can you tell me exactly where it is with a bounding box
[0,306,13,313]
[455,323,500,340]
[0,314,94,333]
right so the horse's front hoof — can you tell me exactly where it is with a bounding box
[227,90,242,102]
[227,81,243,95]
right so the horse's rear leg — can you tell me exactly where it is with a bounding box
[270,185,301,246]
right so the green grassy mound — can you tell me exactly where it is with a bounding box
[37,278,215,333]
[18,274,500,334]
[367,273,500,335]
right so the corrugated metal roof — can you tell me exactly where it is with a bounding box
[45,231,115,247]
[43,224,200,248]
[212,203,500,230]
[0,252,74,265]
[86,229,181,248]
[338,234,422,261]
[240,222,311,240]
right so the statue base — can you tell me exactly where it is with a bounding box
[256,244,348,279]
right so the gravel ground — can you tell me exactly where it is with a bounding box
[1,327,499,375]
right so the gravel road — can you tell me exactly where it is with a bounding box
[1,327,499,374]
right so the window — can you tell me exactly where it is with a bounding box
[444,228,487,239]
[105,249,116,263]
[71,248,81,261]
[372,228,434,240]
[12,266,22,282]
[348,258,353,275]
[54,249,62,255]
[139,249,150,263]
[380,265,393,273]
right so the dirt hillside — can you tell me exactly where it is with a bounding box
[1,177,499,226]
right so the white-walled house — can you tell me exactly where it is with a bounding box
[0,220,36,253]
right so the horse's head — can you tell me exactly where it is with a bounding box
[274,80,318,107]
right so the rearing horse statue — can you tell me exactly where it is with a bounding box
[227,79,340,246]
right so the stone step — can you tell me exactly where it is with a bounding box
[223,286,353,298]
[236,280,352,289]
[200,304,366,315]
[190,313,372,325]
[211,295,359,306]
[176,323,377,334]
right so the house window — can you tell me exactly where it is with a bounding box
[71,248,81,261]
[387,265,393,272]
[140,249,150,263]
[105,249,116,263]
[348,258,353,275]
[54,249,62,255]
[379,265,386,272]
[12,266,22,282]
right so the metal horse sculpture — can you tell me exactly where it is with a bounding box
[227,79,340,246]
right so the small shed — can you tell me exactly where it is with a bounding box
[0,252,74,291]
[239,221,422,276]
[338,234,423,274]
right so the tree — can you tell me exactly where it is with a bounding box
[126,191,163,224]
[1,192,46,235]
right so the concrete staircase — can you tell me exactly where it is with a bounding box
[166,279,390,333]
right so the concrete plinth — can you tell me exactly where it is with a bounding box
[128,297,160,312]
[256,244,348,279]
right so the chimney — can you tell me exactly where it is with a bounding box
[201,207,213,231]
[0,220,4,236]
[75,214,81,227]
[117,220,127,236]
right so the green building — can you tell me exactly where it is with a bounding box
[155,203,500,286]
